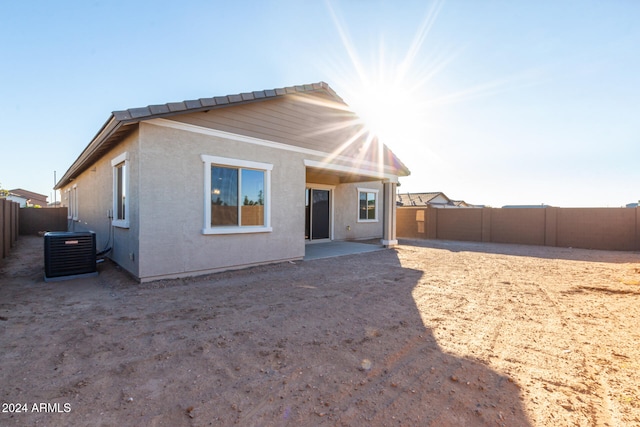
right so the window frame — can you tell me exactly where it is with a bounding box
[65,188,73,220]
[357,187,379,223]
[111,152,130,229]
[71,184,78,221]
[201,155,272,235]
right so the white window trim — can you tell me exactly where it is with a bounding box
[65,188,72,219]
[111,152,130,229]
[65,186,79,220]
[71,184,78,221]
[357,187,379,223]
[201,155,273,235]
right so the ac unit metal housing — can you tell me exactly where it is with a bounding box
[44,231,98,282]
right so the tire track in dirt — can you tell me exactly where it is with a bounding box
[335,334,436,423]
[5,237,639,426]
[556,277,640,427]
[330,262,530,426]
[532,280,613,427]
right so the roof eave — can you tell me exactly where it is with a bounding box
[55,114,123,189]
[110,82,343,124]
[55,83,346,190]
[54,82,405,188]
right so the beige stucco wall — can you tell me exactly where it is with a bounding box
[58,116,396,282]
[59,130,141,278]
[136,122,390,281]
[332,181,385,241]
[136,122,308,281]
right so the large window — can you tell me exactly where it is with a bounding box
[201,155,272,234]
[111,152,129,228]
[357,188,378,222]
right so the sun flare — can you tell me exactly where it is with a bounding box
[321,0,541,173]
[322,1,447,156]
[346,80,423,149]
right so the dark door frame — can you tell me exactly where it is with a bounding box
[305,184,334,242]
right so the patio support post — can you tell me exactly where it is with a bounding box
[381,181,398,247]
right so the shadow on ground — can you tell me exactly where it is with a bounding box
[0,236,531,426]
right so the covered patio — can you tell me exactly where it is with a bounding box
[304,160,401,247]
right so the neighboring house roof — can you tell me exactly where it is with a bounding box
[397,192,451,206]
[8,188,48,206]
[55,82,410,190]
[397,192,478,208]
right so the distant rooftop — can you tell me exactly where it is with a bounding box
[397,192,479,208]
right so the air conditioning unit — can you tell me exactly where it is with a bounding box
[44,231,98,282]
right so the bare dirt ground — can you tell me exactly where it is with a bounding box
[1,236,639,427]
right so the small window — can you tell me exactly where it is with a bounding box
[357,188,378,222]
[71,185,78,220]
[111,152,129,228]
[66,189,72,219]
[202,155,272,234]
[66,186,78,220]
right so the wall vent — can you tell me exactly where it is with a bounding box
[44,231,98,282]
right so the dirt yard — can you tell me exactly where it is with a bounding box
[1,236,639,426]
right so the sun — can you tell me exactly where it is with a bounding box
[344,79,424,149]
[322,1,446,154]
[316,0,549,199]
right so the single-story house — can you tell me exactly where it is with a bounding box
[397,192,478,208]
[55,82,410,282]
[397,192,451,207]
[7,188,49,208]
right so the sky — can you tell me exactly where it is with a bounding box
[1,0,639,208]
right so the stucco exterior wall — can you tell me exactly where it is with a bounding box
[135,121,390,281]
[137,121,308,281]
[332,181,384,241]
[57,120,394,282]
[60,130,141,278]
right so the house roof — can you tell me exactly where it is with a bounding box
[55,82,409,189]
[396,192,479,208]
[9,188,48,202]
[397,192,450,206]
[112,82,345,122]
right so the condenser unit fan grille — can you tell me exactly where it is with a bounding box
[44,232,97,281]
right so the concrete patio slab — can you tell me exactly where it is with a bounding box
[304,240,384,261]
